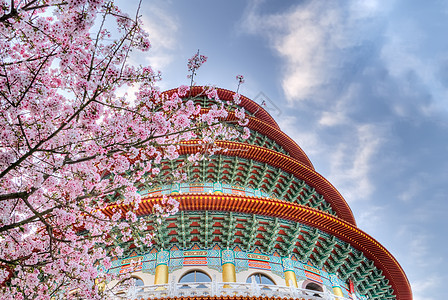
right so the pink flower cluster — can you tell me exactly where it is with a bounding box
[187,52,208,73]
[0,0,250,297]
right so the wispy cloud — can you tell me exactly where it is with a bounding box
[356,205,386,232]
[401,230,444,300]
[412,276,440,300]
[242,0,378,102]
[327,124,383,201]
[277,116,321,156]
[242,2,448,298]
[241,0,388,202]
[278,116,384,203]
[140,4,180,71]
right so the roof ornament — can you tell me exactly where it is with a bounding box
[253,91,282,118]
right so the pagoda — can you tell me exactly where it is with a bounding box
[103,87,412,300]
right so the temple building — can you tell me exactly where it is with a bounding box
[103,87,412,300]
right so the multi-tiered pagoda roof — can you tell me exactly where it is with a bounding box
[104,87,411,300]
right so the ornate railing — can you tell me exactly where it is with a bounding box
[111,280,352,300]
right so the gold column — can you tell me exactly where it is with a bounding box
[282,258,297,287]
[222,263,236,283]
[94,278,106,293]
[221,250,236,287]
[329,273,344,299]
[284,270,298,287]
[332,286,344,297]
[154,250,170,285]
[154,264,169,285]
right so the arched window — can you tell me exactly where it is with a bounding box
[305,282,324,297]
[305,282,323,292]
[246,273,275,285]
[179,270,211,283]
[179,270,211,288]
[132,276,144,287]
[115,276,145,296]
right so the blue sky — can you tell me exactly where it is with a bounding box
[122,1,448,299]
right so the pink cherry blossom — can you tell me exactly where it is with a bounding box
[178,85,190,96]
[187,50,208,86]
[0,0,249,298]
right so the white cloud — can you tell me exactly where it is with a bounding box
[243,3,448,300]
[397,172,431,203]
[140,5,179,71]
[392,221,447,300]
[356,205,385,231]
[279,114,384,203]
[402,231,444,300]
[327,124,383,201]
[317,83,360,127]
[396,225,443,267]
[277,116,321,157]
[349,0,391,19]
[318,110,347,127]
[412,276,440,300]
[378,2,448,115]
[242,0,366,101]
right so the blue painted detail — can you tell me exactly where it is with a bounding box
[207,257,221,265]
[156,250,170,265]
[208,264,223,272]
[207,257,223,272]
[221,249,235,265]
[234,251,247,259]
[111,260,121,268]
[270,256,282,264]
[171,183,180,193]
[169,258,183,267]
[105,247,356,298]
[236,259,249,269]
[282,257,294,271]
[295,268,306,277]
[171,250,184,258]
[272,270,285,279]
[213,182,223,193]
[321,277,331,287]
[208,250,220,257]
[271,263,285,279]
[141,261,156,274]
[329,273,340,288]
[142,182,272,198]
[168,265,183,273]
[144,253,155,261]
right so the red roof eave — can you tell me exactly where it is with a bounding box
[103,194,412,300]
[176,140,356,225]
[162,86,280,130]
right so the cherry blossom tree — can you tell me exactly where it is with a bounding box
[0,0,247,298]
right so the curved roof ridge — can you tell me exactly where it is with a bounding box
[162,86,280,130]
